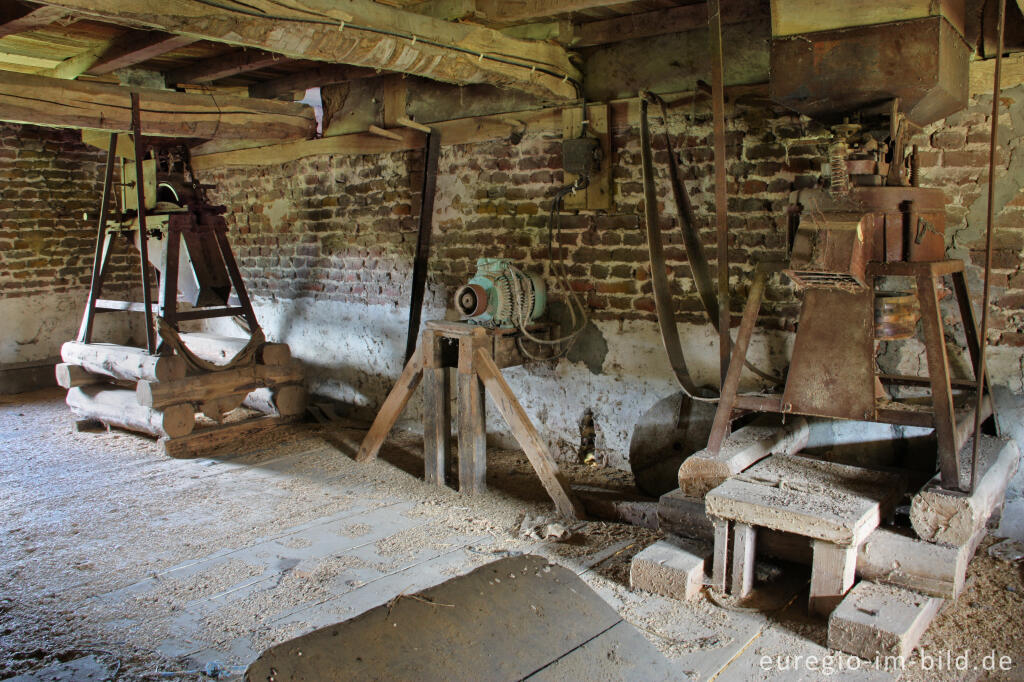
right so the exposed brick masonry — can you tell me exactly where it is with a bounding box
[0,123,137,300]
[192,96,1024,356]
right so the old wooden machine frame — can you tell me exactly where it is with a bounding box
[60,93,304,456]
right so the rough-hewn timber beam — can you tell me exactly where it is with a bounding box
[408,0,479,21]
[88,30,199,75]
[248,64,379,100]
[33,0,580,100]
[0,2,68,38]
[573,0,768,47]
[168,49,291,85]
[475,0,633,25]
[0,69,314,139]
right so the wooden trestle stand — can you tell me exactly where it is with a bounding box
[356,321,585,520]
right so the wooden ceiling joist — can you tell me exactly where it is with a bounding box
[248,63,379,100]
[0,2,68,39]
[475,0,635,25]
[87,31,198,75]
[572,0,769,47]
[0,69,314,139]
[168,48,291,85]
[32,0,581,100]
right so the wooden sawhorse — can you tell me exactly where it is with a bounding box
[356,321,584,520]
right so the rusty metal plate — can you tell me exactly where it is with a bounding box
[770,17,970,126]
[782,289,876,420]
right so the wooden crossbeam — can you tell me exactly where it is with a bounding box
[476,0,633,25]
[88,30,198,75]
[248,63,378,99]
[0,69,314,139]
[0,3,67,39]
[168,48,291,85]
[572,0,767,47]
[33,0,579,100]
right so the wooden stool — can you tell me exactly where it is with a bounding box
[704,454,906,615]
[356,321,584,519]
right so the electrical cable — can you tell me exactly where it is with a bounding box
[507,182,590,361]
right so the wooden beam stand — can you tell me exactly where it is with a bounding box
[355,321,584,519]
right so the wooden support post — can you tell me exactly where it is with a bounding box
[709,0,732,385]
[421,330,451,486]
[130,93,157,354]
[730,522,756,598]
[78,132,117,344]
[457,330,488,495]
[474,347,585,519]
[706,269,767,453]
[809,541,858,616]
[355,346,424,462]
[711,517,730,593]
[917,273,960,489]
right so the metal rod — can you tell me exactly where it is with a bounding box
[971,0,1006,493]
[77,132,118,343]
[708,0,731,386]
[131,92,157,354]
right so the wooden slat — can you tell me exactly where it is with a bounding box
[0,4,68,39]
[168,48,292,84]
[473,347,585,519]
[33,0,579,100]
[0,69,314,140]
[355,345,424,462]
[572,0,767,48]
[88,30,199,75]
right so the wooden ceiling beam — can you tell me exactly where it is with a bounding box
[31,0,580,100]
[168,49,291,84]
[0,2,68,39]
[475,0,635,25]
[87,31,198,75]
[0,69,314,139]
[572,0,768,47]
[248,63,379,99]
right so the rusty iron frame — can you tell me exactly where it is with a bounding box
[706,259,996,492]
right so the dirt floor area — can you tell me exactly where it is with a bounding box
[0,388,1021,681]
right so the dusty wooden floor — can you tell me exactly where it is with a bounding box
[0,388,1020,681]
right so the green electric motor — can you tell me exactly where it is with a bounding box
[454,258,546,328]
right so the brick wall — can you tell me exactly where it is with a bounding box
[205,105,831,333]
[0,123,138,366]
[0,123,141,298]
[204,92,1024,372]
[198,93,1024,463]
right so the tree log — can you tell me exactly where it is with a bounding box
[243,384,307,417]
[136,364,303,409]
[55,363,104,389]
[61,341,186,383]
[910,437,1020,545]
[0,70,314,140]
[178,332,291,366]
[677,416,809,498]
[66,386,194,438]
